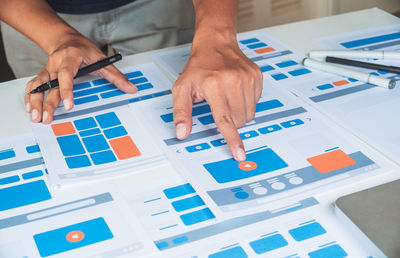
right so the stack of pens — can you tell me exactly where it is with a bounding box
[302,50,400,89]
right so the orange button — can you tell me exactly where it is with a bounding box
[255,47,276,54]
[306,149,356,174]
[239,161,258,171]
[332,80,349,86]
[66,230,85,243]
[51,122,76,136]
[109,136,141,160]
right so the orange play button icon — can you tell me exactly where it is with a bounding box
[239,161,258,171]
[66,230,85,243]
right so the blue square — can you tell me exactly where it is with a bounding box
[82,135,110,153]
[288,68,312,76]
[57,135,85,156]
[275,60,297,68]
[26,144,40,154]
[65,155,91,169]
[95,112,121,129]
[103,126,127,139]
[260,65,275,72]
[317,84,334,90]
[73,117,97,131]
[90,150,117,165]
[271,73,288,81]
[289,222,326,241]
[249,234,288,254]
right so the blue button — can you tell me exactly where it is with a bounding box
[260,65,275,72]
[130,77,148,84]
[22,170,44,180]
[288,68,312,76]
[160,113,173,123]
[210,138,227,147]
[289,222,326,241]
[161,104,211,123]
[100,90,125,99]
[0,180,51,211]
[0,149,16,160]
[171,195,205,212]
[308,244,347,258]
[73,84,115,98]
[74,117,97,131]
[95,112,121,129]
[240,38,260,44]
[163,183,195,199]
[209,246,247,258]
[74,95,99,105]
[34,217,113,257]
[156,242,169,250]
[271,73,288,81]
[57,135,85,156]
[276,60,297,68]
[103,126,128,139]
[317,84,334,90]
[26,144,40,154]
[348,77,358,82]
[0,175,20,185]
[240,130,259,140]
[198,115,214,125]
[82,134,109,152]
[377,70,388,74]
[247,42,268,49]
[249,234,288,254]
[186,143,211,153]
[73,82,91,91]
[79,128,101,137]
[234,191,249,199]
[280,119,304,128]
[203,148,288,183]
[125,71,143,78]
[92,78,109,86]
[90,150,117,165]
[180,208,215,226]
[172,236,188,245]
[65,155,91,169]
[256,99,284,113]
[137,83,154,91]
[258,124,282,134]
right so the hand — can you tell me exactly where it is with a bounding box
[172,34,263,161]
[25,33,137,124]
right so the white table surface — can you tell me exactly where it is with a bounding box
[1,7,400,203]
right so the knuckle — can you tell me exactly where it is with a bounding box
[215,113,233,126]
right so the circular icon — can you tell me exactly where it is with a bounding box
[66,230,85,243]
[271,182,286,190]
[252,187,268,195]
[239,161,258,171]
[289,177,303,185]
[234,191,249,199]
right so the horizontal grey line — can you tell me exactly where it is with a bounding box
[0,157,44,174]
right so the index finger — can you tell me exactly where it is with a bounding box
[99,65,137,93]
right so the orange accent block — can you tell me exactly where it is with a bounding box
[332,80,349,86]
[51,122,75,136]
[109,136,141,160]
[255,47,276,54]
[239,161,258,171]
[306,149,356,174]
[66,231,85,243]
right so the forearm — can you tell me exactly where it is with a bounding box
[0,0,81,54]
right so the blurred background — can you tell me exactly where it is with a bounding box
[1,0,400,83]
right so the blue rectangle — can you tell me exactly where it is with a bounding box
[348,78,358,82]
[204,148,288,183]
[57,135,85,156]
[288,68,311,76]
[74,95,99,105]
[0,149,16,160]
[340,32,400,48]
[171,195,205,212]
[0,175,20,185]
[26,144,40,154]
[210,138,227,147]
[137,83,154,91]
[186,143,211,153]
[79,128,101,137]
[308,244,347,258]
[82,134,110,152]
[271,73,288,80]
[377,70,388,74]
[247,42,268,49]
[73,85,116,98]
[163,183,195,199]
[34,217,113,257]
[281,119,304,128]
[249,234,288,254]
[317,84,334,90]
[161,104,211,123]
[258,124,282,134]
[100,90,125,99]
[0,180,51,211]
[172,236,188,245]
[125,71,143,78]
[95,112,121,129]
[289,222,326,241]
[103,126,127,139]
[240,38,260,44]
[260,65,275,72]
[180,208,215,226]
[276,60,297,68]
[74,117,97,131]
[90,150,117,165]
[73,82,91,91]
[240,130,259,140]
[198,115,214,125]
[256,99,284,112]
[209,246,247,258]
[22,170,44,180]
[92,78,109,86]
[130,77,148,85]
[65,155,91,169]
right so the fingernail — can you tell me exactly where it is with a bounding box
[31,109,39,122]
[235,148,246,162]
[176,123,186,139]
[63,99,72,110]
[42,111,49,123]
[25,103,31,113]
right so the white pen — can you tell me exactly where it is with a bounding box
[309,50,400,60]
[302,58,396,89]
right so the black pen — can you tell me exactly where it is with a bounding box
[325,56,400,74]
[29,53,122,94]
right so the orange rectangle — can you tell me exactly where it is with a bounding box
[109,136,141,160]
[306,149,356,174]
[332,80,349,86]
[255,47,276,54]
[51,122,75,136]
